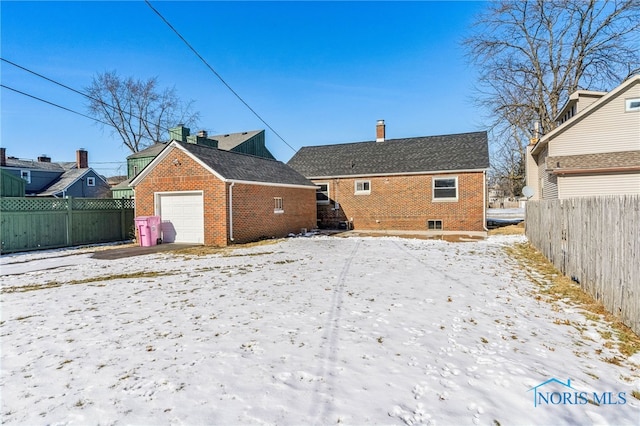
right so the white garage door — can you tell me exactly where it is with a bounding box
[156,192,204,243]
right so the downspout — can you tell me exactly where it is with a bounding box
[228,182,235,242]
[483,170,488,232]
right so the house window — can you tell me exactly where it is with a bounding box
[316,183,330,204]
[274,197,284,213]
[626,98,640,112]
[427,220,443,230]
[354,180,371,195]
[87,177,96,186]
[20,170,31,183]
[433,177,458,201]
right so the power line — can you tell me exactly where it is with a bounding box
[144,0,298,154]
[1,84,114,128]
[1,57,174,137]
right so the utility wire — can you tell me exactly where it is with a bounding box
[1,84,114,128]
[144,0,297,153]
[1,57,173,137]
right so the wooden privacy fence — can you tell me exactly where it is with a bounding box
[525,196,640,335]
[1,197,135,254]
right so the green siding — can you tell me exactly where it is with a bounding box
[230,133,275,159]
[112,188,134,199]
[128,157,155,178]
[0,169,26,196]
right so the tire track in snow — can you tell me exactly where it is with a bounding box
[310,238,361,423]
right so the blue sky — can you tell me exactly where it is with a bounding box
[1,1,487,177]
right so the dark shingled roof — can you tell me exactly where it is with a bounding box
[176,142,315,187]
[287,131,490,178]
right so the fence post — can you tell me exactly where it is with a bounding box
[120,198,127,240]
[66,196,73,246]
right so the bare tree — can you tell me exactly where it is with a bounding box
[86,71,199,153]
[464,0,640,197]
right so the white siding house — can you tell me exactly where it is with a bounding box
[526,75,640,200]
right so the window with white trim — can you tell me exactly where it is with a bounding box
[354,180,371,195]
[626,98,640,112]
[20,170,31,183]
[274,197,284,213]
[87,177,96,186]
[433,177,458,201]
[427,220,443,230]
[316,183,330,204]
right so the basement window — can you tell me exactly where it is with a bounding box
[274,197,284,213]
[433,177,458,201]
[626,98,640,112]
[428,220,443,230]
[354,180,371,195]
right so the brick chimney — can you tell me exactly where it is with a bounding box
[376,119,385,142]
[0,147,6,167]
[38,155,51,163]
[76,149,88,169]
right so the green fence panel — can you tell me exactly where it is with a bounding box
[1,211,68,252]
[0,197,135,254]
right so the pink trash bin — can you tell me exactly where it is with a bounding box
[135,216,162,247]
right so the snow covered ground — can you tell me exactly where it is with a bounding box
[1,235,638,425]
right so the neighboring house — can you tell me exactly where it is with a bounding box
[112,125,275,198]
[0,148,110,198]
[130,141,316,246]
[287,121,490,233]
[526,75,640,200]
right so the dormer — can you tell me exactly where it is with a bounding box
[556,90,607,126]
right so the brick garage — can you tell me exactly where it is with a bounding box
[131,141,316,246]
[288,122,490,233]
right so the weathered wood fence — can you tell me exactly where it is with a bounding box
[1,197,135,254]
[525,196,639,335]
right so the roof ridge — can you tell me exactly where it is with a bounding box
[177,141,283,163]
[299,130,487,150]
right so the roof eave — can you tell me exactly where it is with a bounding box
[532,75,640,156]
[304,168,490,180]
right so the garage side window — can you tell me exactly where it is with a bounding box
[274,197,284,213]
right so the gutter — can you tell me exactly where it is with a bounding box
[228,182,235,242]
[550,166,640,175]
[483,170,488,232]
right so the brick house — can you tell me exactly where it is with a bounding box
[130,140,316,246]
[287,121,490,233]
[526,75,640,199]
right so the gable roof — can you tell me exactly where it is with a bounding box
[2,157,76,172]
[531,74,640,156]
[287,131,490,178]
[37,168,107,197]
[130,141,315,188]
[210,130,263,151]
[127,130,269,159]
